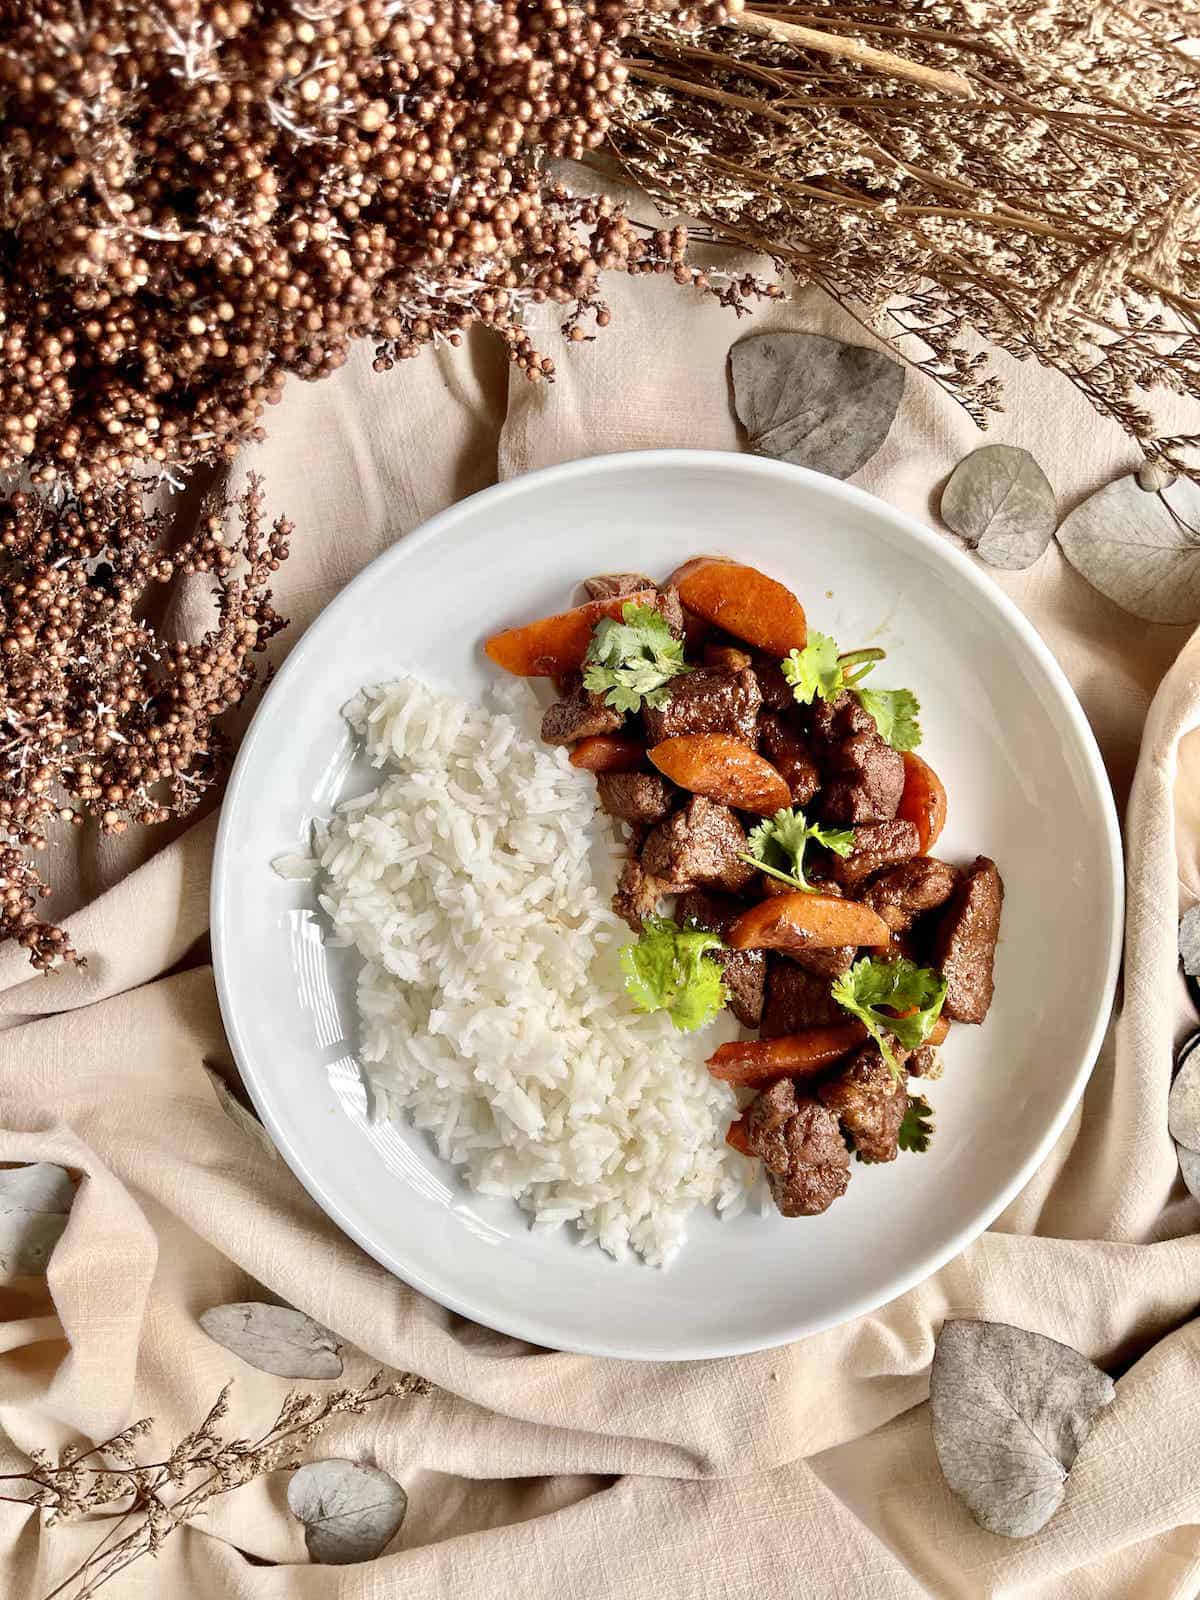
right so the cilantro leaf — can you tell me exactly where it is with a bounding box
[740,806,856,892]
[619,916,728,1032]
[898,1094,935,1154]
[781,632,844,705]
[855,687,922,753]
[830,956,947,1079]
[582,601,690,714]
[780,633,922,751]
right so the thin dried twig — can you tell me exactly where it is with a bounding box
[4,1370,430,1600]
[733,10,976,98]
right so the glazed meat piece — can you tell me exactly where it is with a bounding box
[595,772,674,825]
[934,855,1004,1023]
[642,667,761,746]
[808,691,877,742]
[583,572,653,600]
[742,1077,851,1217]
[862,856,962,932]
[641,796,757,894]
[818,1044,907,1163]
[827,819,921,887]
[655,584,686,636]
[582,575,684,636]
[761,961,844,1036]
[541,674,623,745]
[786,944,857,979]
[819,729,905,826]
[757,712,820,806]
[612,857,670,931]
[751,655,796,712]
[907,1043,944,1080]
[676,889,766,1028]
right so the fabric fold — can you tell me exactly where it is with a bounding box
[2,263,1200,1596]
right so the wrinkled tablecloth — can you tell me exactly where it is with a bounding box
[4,241,1200,1599]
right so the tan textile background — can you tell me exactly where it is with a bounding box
[2,250,1200,1599]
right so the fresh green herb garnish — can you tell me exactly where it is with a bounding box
[782,632,922,752]
[780,630,846,704]
[854,687,922,753]
[582,601,690,713]
[898,1093,935,1154]
[619,916,728,1032]
[739,806,855,893]
[831,956,947,1079]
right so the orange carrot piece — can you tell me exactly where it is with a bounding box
[727,891,891,953]
[484,589,658,677]
[725,1117,754,1155]
[648,733,791,816]
[569,734,646,772]
[927,1014,951,1046]
[669,558,807,657]
[708,1024,869,1085]
[897,751,948,853]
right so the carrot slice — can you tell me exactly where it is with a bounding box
[708,1024,869,1085]
[726,1117,754,1155]
[669,559,807,657]
[484,589,658,677]
[648,733,791,816]
[927,1014,951,1046]
[897,751,948,852]
[569,734,646,772]
[727,891,891,953]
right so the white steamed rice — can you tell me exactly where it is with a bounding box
[308,673,754,1265]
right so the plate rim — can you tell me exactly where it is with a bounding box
[211,447,1125,1360]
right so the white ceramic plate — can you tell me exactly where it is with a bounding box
[212,450,1122,1360]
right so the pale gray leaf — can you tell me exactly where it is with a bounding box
[199,1302,343,1379]
[730,332,904,480]
[940,445,1056,570]
[1177,1143,1200,1204]
[203,1066,278,1161]
[1057,473,1200,624]
[1168,1041,1200,1153]
[1180,906,1200,977]
[288,1459,407,1565]
[930,1319,1114,1538]
[1136,461,1176,493]
[0,1163,75,1278]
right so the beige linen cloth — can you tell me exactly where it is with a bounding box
[3,251,1200,1599]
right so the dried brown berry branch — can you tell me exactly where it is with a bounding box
[0,0,767,488]
[0,474,291,969]
[1,1369,430,1600]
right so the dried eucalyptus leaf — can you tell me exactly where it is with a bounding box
[0,1163,75,1278]
[1057,473,1200,624]
[1168,1041,1200,1154]
[199,1302,343,1379]
[287,1459,407,1565]
[1177,1144,1200,1205]
[730,331,904,480]
[203,1065,278,1161]
[930,1319,1114,1538]
[940,445,1056,570]
[1180,907,1200,977]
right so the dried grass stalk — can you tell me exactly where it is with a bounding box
[610,0,1200,475]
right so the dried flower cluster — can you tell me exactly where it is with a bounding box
[1,1369,429,1600]
[0,475,290,968]
[611,0,1200,474]
[0,0,757,486]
